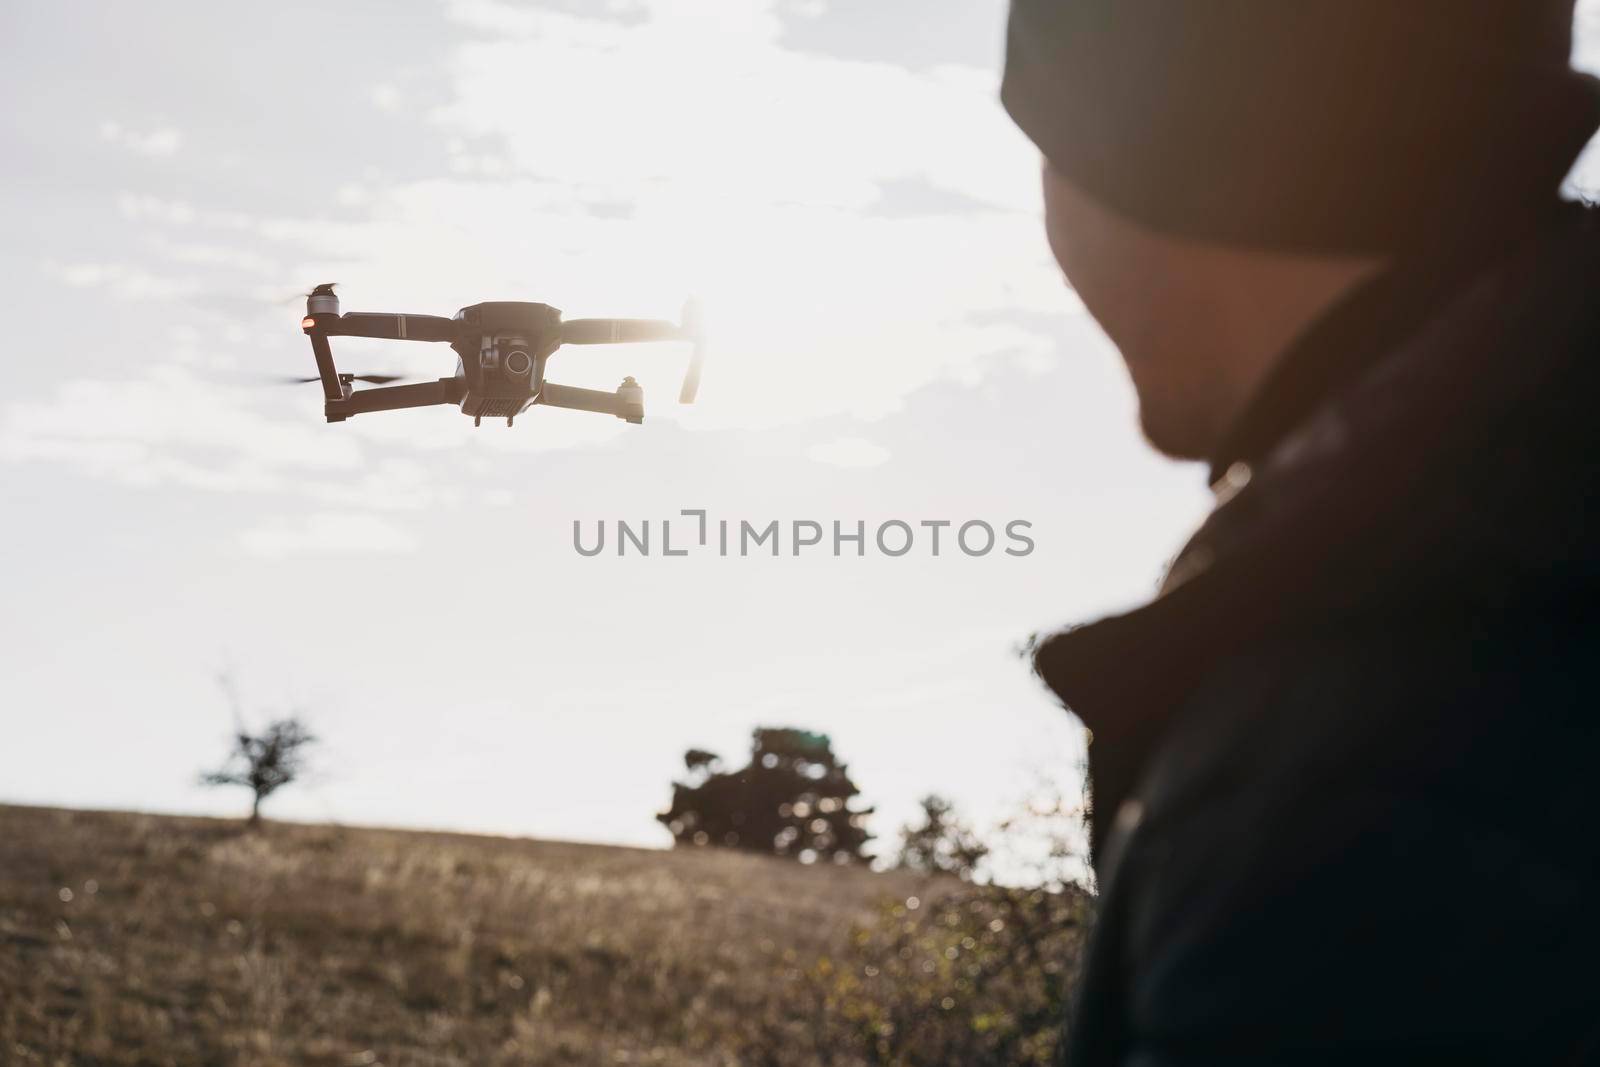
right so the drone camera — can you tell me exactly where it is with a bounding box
[503,345,534,377]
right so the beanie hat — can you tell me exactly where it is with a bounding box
[1002,1,1600,252]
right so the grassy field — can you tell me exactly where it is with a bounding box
[0,803,1084,1067]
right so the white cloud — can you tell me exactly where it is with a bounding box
[806,436,890,467]
[0,357,632,504]
[148,238,278,274]
[99,120,182,157]
[238,511,420,558]
[369,83,403,112]
[116,192,254,230]
[42,261,201,301]
[0,364,365,495]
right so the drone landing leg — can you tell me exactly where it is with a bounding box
[308,332,343,403]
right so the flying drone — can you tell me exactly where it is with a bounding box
[296,285,705,426]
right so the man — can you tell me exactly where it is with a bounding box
[1002,3,1600,1063]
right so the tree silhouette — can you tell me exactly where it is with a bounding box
[658,727,873,863]
[200,718,316,826]
[894,793,989,881]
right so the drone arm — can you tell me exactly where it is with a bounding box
[538,382,620,414]
[538,381,644,423]
[559,318,685,345]
[324,377,464,422]
[301,309,457,402]
[322,312,458,343]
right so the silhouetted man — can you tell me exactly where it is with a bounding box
[1003,3,1600,1062]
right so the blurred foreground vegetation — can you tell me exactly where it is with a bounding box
[0,804,1087,1066]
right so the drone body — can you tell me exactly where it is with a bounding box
[299,285,702,426]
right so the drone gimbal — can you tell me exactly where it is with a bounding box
[299,285,704,427]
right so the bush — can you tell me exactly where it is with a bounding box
[747,882,1092,1066]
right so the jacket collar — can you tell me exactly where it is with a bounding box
[1206,203,1570,485]
[1035,204,1600,857]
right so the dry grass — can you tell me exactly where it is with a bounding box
[0,803,956,1067]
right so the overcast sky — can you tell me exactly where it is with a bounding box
[4,0,1599,856]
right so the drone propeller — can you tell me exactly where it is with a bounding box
[275,372,407,385]
[266,281,340,309]
[678,298,706,404]
[557,299,709,405]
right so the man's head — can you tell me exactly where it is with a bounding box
[1005,1,1598,459]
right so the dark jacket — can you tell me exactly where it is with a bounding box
[1035,204,1600,1064]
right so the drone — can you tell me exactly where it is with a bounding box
[296,284,704,426]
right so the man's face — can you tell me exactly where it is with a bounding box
[1041,166,1232,459]
[1041,164,1380,461]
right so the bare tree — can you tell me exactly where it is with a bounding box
[200,718,316,826]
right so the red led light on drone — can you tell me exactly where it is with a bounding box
[301,316,316,329]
